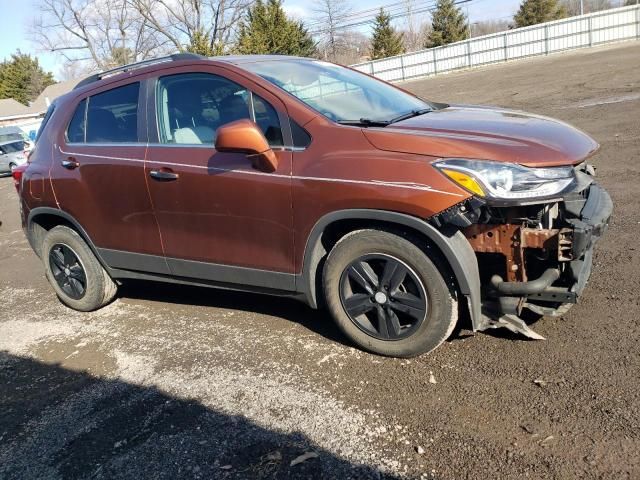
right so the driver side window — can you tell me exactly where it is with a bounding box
[156,73,283,147]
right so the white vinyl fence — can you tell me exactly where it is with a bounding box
[352,5,640,82]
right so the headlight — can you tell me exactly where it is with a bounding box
[433,159,576,203]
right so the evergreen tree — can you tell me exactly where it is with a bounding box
[425,0,469,48]
[370,8,405,60]
[0,51,55,105]
[236,0,316,56]
[514,0,567,28]
[186,30,224,57]
[109,47,134,67]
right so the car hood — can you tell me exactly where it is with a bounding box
[362,105,599,167]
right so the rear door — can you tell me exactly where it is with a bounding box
[51,80,167,273]
[144,67,294,289]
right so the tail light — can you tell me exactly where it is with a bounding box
[12,164,27,193]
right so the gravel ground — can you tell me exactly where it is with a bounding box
[1,42,639,480]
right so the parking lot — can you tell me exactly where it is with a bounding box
[1,42,639,479]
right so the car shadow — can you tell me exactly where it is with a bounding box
[117,280,351,348]
[0,350,403,480]
[117,280,496,350]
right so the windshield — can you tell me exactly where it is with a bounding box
[242,59,431,123]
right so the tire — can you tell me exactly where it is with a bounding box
[323,229,458,358]
[9,162,16,171]
[41,225,117,311]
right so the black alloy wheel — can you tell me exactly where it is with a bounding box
[48,243,87,300]
[339,253,428,341]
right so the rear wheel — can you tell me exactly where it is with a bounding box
[42,226,117,311]
[323,229,457,357]
[8,162,16,171]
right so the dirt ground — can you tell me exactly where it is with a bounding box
[1,42,639,480]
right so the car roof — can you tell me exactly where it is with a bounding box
[211,55,314,65]
[72,54,316,95]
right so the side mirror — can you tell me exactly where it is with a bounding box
[215,119,278,173]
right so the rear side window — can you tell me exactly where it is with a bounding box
[66,83,140,144]
[86,83,139,143]
[67,99,87,143]
[35,103,56,143]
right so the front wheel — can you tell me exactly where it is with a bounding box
[323,229,458,357]
[42,225,117,311]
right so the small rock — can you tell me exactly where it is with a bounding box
[428,371,437,384]
[520,424,534,434]
[533,379,548,387]
[220,465,232,470]
[416,445,425,455]
[539,435,555,447]
[290,451,319,466]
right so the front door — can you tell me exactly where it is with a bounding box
[144,70,295,290]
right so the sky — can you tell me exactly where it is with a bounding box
[0,0,523,79]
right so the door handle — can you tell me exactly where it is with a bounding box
[61,157,79,169]
[149,168,179,181]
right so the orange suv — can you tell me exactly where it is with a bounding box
[16,53,612,357]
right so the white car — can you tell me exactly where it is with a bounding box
[0,140,28,175]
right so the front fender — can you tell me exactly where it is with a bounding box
[298,209,484,331]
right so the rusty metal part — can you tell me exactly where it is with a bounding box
[520,228,559,249]
[464,224,571,283]
[558,228,574,261]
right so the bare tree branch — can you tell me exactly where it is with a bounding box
[312,0,352,61]
[128,0,255,54]
[31,0,166,71]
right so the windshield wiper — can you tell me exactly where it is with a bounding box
[337,118,391,127]
[388,108,432,124]
[337,108,432,127]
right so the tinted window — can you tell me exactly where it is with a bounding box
[157,73,282,147]
[0,133,23,143]
[66,99,86,143]
[252,93,283,147]
[291,120,311,148]
[36,103,56,143]
[2,141,24,153]
[86,83,139,143]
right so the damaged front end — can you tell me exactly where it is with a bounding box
[432,162,613,339]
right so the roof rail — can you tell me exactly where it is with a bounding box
[74,53,206,90]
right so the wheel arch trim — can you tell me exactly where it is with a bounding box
[27,207,110,269]
[298,209,484,331]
